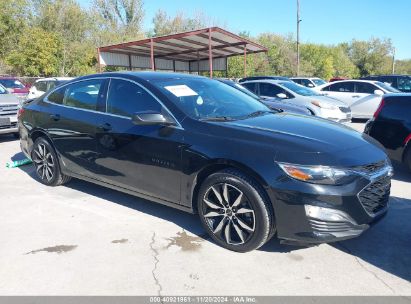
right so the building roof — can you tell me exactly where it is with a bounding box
[98,27,267,62]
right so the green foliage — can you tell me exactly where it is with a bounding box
[0,1,408,79]
[5,27,61,76]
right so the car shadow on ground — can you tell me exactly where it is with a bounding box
[334,195,411,283]
[10,151,297,253]
[9,152,411,275]
[0,134,18,143]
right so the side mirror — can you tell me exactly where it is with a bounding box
[131,111,175,126]
[374,89,384,96]
[276,93,287,99]
[308,83,315,87]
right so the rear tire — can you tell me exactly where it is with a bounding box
[197,169,275,252]
[31,137,71,186]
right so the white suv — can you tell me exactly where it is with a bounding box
[0,84,20,137]
[315,80,400,119]
[28,77,73,99]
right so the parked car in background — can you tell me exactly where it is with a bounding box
[28,77,74,99]
[239,76,291,83]
[0,77,29,101]
[290,77,327,88]
[316,80,400,119]
[364,94,411,172]
[359,75,411,93]
[0,83,20,137]
[19,71,392,252]
[217,79,312,116]
[241,79,351,123]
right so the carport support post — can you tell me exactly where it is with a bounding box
[97,48,102,73]
[208,28,213,78]
[244,44,247,78]
[150,38,155,71]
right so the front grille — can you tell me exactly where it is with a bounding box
[0,104,19,116]
[339,106,351,113]
[358,175,391,215]
[351,160,387,175]
[0,122,17,129]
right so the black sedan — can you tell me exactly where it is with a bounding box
[364,93,411,171]
[217,79,312,116]
[19,72,393,252]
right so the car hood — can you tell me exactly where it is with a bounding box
[303,94,347,107]
[0,94,20,105]
[219,113,387,166]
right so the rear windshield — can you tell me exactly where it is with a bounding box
[0,79,25,89]
[376,82,400,93]
[279,81,320,96]
[312,78,327,86]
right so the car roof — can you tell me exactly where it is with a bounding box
[322,79,379,85]
[241,79,285,84]
[36,77,74,82]
[75,71,207,82]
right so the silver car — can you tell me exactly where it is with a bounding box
[315,80,401,119]
[0,84,20,137]
[241,80,351,123]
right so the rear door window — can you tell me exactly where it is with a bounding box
[259,83,283,97]
[397,77,411,92]
[106,79,162,118]
[327,82,355,92]
[63,79,105,111]
[241,82,257,93]
[355,82,378,94]
[47,87,66,104]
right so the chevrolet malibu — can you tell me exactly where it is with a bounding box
[19,72,393,252]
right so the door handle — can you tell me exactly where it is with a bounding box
[50,114,60,121]
[352,95,360,98]
[98,123,112,132]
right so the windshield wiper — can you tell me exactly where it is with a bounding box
[246,110,277,118]
[200,116,236,122]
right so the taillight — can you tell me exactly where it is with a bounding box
[373,99,385,119]
[404,134,411,146]
[17,108,25,119]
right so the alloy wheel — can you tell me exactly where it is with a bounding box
[32,143,55,181]
[202,183,256,245]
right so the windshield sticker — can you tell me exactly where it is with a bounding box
[196,96,204,105]
[165,85,198,97]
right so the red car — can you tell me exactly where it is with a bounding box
[0,77,30,99]
[329,77,348,82]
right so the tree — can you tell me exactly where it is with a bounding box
[150,9,214,37]
[347,38,394,76]
[93,0,144,40]
[5,27,61,76]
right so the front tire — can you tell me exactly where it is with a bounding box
[31,137,71,186]
[197,169,274,252]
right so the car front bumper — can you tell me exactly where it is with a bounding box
[320,107,352,123]
[267,167,391,244]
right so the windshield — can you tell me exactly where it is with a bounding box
[0,84,7,94]
[279,81,320,96]
[312,78,327,86]
[152,78,271,120]
[0,79,25,89]
[376,81,400,93]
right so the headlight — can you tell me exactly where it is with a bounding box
[277,162,358,185]
[311,100,336,110]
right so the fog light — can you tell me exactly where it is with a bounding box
[305,205,356,223]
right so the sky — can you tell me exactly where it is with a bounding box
[79,0,411,59]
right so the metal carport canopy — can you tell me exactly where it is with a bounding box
[97,27,267,77]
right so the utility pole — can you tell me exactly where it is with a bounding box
[392,48,396,74]
[297,0,302,76]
